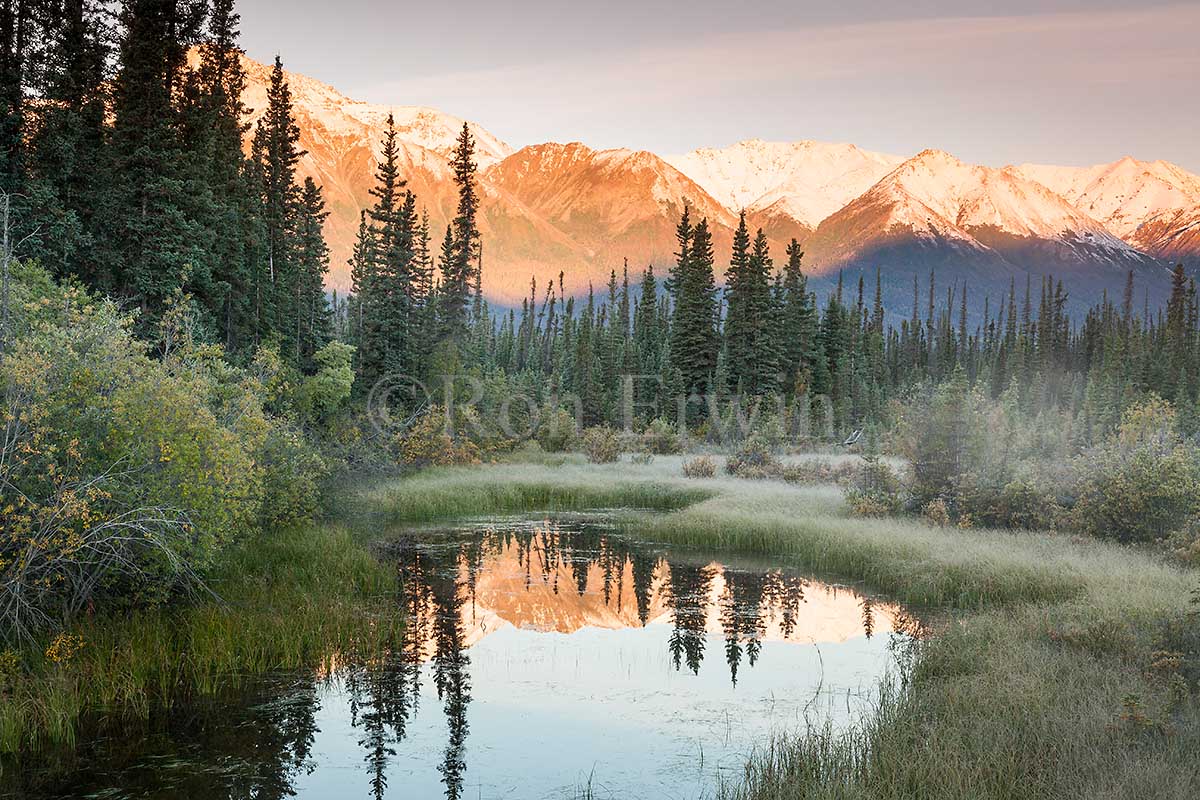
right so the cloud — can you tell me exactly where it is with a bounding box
[344,3,1200,168]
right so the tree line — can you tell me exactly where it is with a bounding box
[6,1,1198,448]
[2,0,329,368]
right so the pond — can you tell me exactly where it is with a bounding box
[17,513,919,800]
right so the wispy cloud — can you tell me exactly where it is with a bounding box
[343,3,1200,169]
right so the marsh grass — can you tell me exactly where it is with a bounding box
[361,459,712,524]
[368,457,1200,799]
[0,524,401,758]
[6,455,1198,799]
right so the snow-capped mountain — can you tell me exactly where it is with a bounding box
[1016,157,1200,240]
[666,139,904,229]
[482,142,740,298]
[238,56,747,301]
[1015,157,1200,267]
[1128,205,1200,265]
[232,54,1195,312]
[238,56,513,168]
[801,149,1166,310]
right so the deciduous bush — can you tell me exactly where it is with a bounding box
[536,407,578,453]
[843,456,906,518]
[581,425,621,464]
[0,285,262,640]
[640,418,682,454]
[1068,426,1200,544]
[725,435,781,479]
[682,455,717,478]
[295,341,355,426]
[954,469,1063,531]
[393,405,481,467]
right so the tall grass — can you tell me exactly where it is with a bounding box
[368,456,1200,799]
[7,454,1198,799]
[0,524,401,756]
[361,459,712,524]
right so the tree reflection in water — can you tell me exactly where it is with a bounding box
[340,516,918,799]
[13,516,917,800]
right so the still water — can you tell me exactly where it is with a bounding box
[19,514,918,800]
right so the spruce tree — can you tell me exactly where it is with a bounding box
[669,215,718,403]
[439,122,479,345]
[294,176,331,368]
[252,55,305,356]
[98,0,206,326]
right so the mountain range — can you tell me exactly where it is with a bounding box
[238,55,1200,314]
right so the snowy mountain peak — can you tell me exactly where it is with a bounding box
[1016,157,1200,240]
[666,139,904,229]
[235,53,514,168]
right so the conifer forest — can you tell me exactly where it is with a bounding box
[1,2,1198,799]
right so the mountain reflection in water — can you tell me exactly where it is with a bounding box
[13,516,919,800]
[344,517,918,799]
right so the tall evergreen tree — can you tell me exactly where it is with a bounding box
[252,54,305,354]
[98,0,206,325]
[670,215,718,403]
[439,122,478,345]
[294,176,331,368]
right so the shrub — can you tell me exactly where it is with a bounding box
[256,427,329,527]
[725,435,781,478]
[392,406,481,467]
[1068,399,1200,544]
[954,469,1062,531]
[1069,441,1200,544]
[922,498,952,527]
[892,371,986,508]
[581,425,621,463]
[536,407,578,453]
[295,341,355,426]
[843,456,906,517]
[0,289,262,639]
[640,418,682,455]
[682,455,717,478]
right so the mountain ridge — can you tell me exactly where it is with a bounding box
[235,53,1196,312]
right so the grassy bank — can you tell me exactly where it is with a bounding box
[5,453,1196,798]
[359,455,712,524]
[369,455,1199,799]
[0,523,401,758]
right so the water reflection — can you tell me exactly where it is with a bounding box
[339,517,918,800]
[8,516,919,800]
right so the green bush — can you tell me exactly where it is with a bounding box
[955,470,1062,531]
[256,427,328,527]
[725,435,781,478]
[296,341,355,426]
[1069,441,1200,544]
[640,418,682,454]
[1066,398,1200,544]
[892,372,983,508]
[843,456,906,518]
[393,406,481,467]
[581,425,621,464]
[0,287,262,638]
[536,407,578,453]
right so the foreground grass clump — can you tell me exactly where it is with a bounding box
[369,457,1200,799]
[0,524,400,756]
